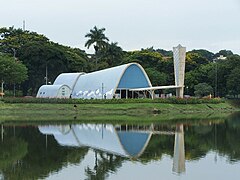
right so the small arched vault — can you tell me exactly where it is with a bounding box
[36,85,71,98]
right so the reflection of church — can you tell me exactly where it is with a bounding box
[38,123,186,174]
[39,124,152,158]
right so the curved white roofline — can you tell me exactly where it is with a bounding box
[37,63,153,99]
[36,84,71,98]
[113,63,152,93]
[38,84,71,92]
[114,128,153,158]
[53,72,85,90]
[38,124,152,158]
[72,63,152,99]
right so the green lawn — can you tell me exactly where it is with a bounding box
[0,102,238,123]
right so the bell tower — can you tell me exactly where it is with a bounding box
[173,44,186,98]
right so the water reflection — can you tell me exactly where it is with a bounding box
[0,125,88,180]
[173,124,185,174]
[0,113,240,179]
[39,124,152,158]
[38,123,187,175]
[39,124,159,179]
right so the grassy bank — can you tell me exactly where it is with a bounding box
[1,97,225,104]
[0,100,238,123]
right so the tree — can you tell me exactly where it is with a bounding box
[85,26,109,53]
[185,63,215,95]
[123,50,162,68]
[0,27,49,56]
[185,71,199,95]
[194,83,213,97]
[189,49,214,62]
[215,50,233,58]
[98,42,124,67]
[214,55,240,97]
[226,67,240,97]
[18,41,90,95]
[155,49,173,57]
[185,52,209,72]
[0,54,28,84]
[0,27,91,95]
[145,68,167,86]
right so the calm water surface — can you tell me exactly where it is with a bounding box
[1,113,240,180]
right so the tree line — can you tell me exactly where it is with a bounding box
[0,26,240,97]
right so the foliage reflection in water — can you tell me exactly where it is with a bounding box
[1,113,240,179]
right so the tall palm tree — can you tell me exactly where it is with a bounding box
[104,42,123,66]
[85,26,109,54]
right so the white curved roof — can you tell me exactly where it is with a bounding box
[53,72,85,89]
[38,125,71,135]
[38,126,63,135]
[72,63,152,99]
[36,84,70,98]
[38,124,152,158]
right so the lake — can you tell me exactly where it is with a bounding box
[1,112,240,180]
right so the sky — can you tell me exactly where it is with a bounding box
[1,0,240,54]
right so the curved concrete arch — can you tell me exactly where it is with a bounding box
[113,63,152,95]
[36,63,152,99]
[53,72,85,90]
[38,124,153,158]
[36,84,71,98]
[116,131,153,158]
[72,63,152,99]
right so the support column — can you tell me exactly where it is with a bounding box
[151,90,155,99]
[45,135,48,149]
[176,87,184,98]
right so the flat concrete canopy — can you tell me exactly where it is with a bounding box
[129,85,184,91]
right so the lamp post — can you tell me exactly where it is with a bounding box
[12,48,17,97]
[1,80,4,98]
[213,59,218,97]
[101,83,106,99]
[45,63,48,85]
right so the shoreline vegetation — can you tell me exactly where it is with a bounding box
[0,96,227,104]
[0,97,239,123]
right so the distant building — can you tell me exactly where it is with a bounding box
[217,55,227,60]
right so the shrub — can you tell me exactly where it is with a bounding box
[1,97,224,104]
